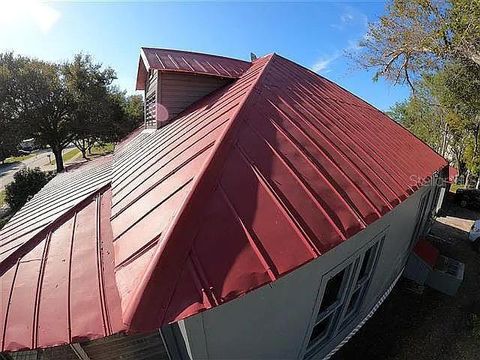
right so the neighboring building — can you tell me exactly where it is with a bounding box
[0,49,448,360]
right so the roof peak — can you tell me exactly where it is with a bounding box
[141,46,250,64]
[136,47,252,90]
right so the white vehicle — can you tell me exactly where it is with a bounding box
[468,220,480,251]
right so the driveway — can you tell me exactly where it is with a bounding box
[0,146,76,191]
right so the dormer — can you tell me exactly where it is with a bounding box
[136,48,251,129]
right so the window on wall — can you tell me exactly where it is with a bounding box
[304,233,384,358]
[409,190,431,250]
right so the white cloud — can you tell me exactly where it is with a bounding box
[311,53,340,74]
[0,0,61,34]
[331,6,368,31]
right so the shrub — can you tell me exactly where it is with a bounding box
[5,168,55,211]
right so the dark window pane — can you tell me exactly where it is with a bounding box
[319,269,345,312]
[346,288,361,315]
[308,317,330,346]
[359,247,372,280]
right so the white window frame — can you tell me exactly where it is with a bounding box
[303,230,385,359]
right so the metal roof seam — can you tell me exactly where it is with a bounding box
[217,184,278,281]
[270,79,411,198]
[111,88,243,188]
[1,259,20,351]
[112,108,234,199]
[0,184,111,276]
[32,231,52,349]
[141,47,249,63]
[67,212,78,344]
[259,109,383,221]
[277,54,447,163]
[123,55,274,329]
[279,107,392,212]
[189,250,220,306]
[181,56,195,72]
[243,114,371,229]
[265,96,400,210]
[112,179,193,242]
[314,98,416,193]
[234,143,325,255]
[114,236,159,271]
[136,48,251,90]
[111,142,215,220]
[280,93,410,201]
[95,193,111,336]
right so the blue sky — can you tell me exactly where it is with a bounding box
[0,0,409,111]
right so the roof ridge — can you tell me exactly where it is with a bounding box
[140,47,250,64]
[123,54,276,330]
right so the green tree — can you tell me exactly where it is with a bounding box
[115,93,144,138]
[353,0,480,89]
[5,168,54,211]
[0,53,29,163]
[63,53,117,159]
[1,54,75,172]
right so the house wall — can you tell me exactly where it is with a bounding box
[144,70,158,129]
[177,179,443,360]
[157,73,231,123]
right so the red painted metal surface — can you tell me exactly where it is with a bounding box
[119,54,447,331]
[414,239,440,268]
[0,51,448,352]
[1,186,123,352]
[136,48,251,90]
[448,166,458,183]
[0,157,112,264]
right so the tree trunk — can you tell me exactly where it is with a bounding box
[440,121,448,157]
[465,169,471,188]
[52,147,64,172]
[476,177,480,189]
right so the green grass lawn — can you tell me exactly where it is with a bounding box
[90,143,114,156]
[450,183,465,193]
[50,148,81,165]
[0,190,5,207]
[49,144,113,166]
[4,153,35,164]
[63,148,81,162]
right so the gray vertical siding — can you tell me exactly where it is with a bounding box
[179,181,440,360]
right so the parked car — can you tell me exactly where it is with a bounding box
[455,188,480,209]
[468,220,480,251]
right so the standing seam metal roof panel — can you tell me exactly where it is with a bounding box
[122,53,447,331]
[0,50,448,352]
[112,56,269,317]
[1,187,123,352]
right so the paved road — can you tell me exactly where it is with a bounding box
[0,147,76,191]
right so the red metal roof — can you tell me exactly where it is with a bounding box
[0,51,448,352]
[118,54,447,331]
[0,157,112,264]
[136,48,251,90]
[1,185,123,352]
